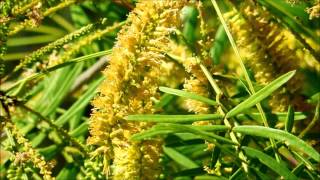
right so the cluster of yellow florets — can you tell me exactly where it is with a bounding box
[88,1,189,179]
[224,8,290,112]
[6,122,54,180]
[88,0,319,178]
[307,2,320,19]
[240,0,320,111]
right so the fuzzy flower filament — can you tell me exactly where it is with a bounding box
[88,1,189,179]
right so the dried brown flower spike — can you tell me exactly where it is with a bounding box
[88,0,189,179]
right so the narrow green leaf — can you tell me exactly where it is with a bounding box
[156,124,235,144]
[31,132,47,147]
[4,128,15,147]
[185,125,228,132]
[308,92,320,104]
[163,146,199,169]
[242,147,298,180]
[56,164,78,180]
[285,105,294,132]
[38,145,60,160]
[172,168,205,177]
[195,175,228,180]
[41,63,83,116]
[125,114,223,123]
[25,25,66,36]
[6,50,111,93]
[2,52,30,61]
[7,35,60,47]
[154,94,175,109]
[182,6,198,44]
[51,14,76,32]
[230,168,246,180]
[291,163,304,175]
[236,112,306,122]
[173,133,203,141]
[131,129,173,141]
[226,71,296,118]
[69,122,89,137]
[292,151,316,171]
[234,126,320,162]
[259,0,319,43]
[177,144,208,156]
[159,86,217,106]
[46,50,111,72]
[131,125,228,141]
[183,21,197,44]
[55,77,104,126]
[69,109,84,131]
[299,99,319,138]
[251,168,270,180]
[174,176,192,180]
[210,25,228,65]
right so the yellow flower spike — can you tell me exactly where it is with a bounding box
[164,39,213,115]
[307,1,320,19]
[6,121,54,180]
[224,8,290,112]
[240,0,313,110]
[166,35,219,158]
[184,78,211,114]
[88,0,189,179]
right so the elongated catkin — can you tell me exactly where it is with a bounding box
[88,1,188,179]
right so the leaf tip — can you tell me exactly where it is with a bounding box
[159,86,167,92]
[288,70,296,78]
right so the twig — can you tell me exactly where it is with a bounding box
[200,64,249,173]
[8,0,84,36]
[18,103,88,156]
[210,0,281,162]
[299,97,320,138]
[69,56,109,94]
[112,0,135,10]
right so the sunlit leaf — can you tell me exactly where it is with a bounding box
[125,114,223,123]
[163,146,199,169]
[285,105,294,132]
[234,126,320,162]
[159,86,217,106]
[227,71,296,118]
[243,147,298,180]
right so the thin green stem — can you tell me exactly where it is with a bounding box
[8,0,81,36]
[5,50,112,93]
[170,23,250,171]
[44,0,78,17]
[12,0,41,16]
[50,14,76,33]
[56,108,89,122]
[210,0,254,96]
[210,0,280,162]
[298,97,320,138]
[200,64,249,172]
[25,25,66,36]
[19,104,88,156]
[7,35,61,47]
[200,64,222,97]
[2,52,30,61]
[261,0,318,43]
